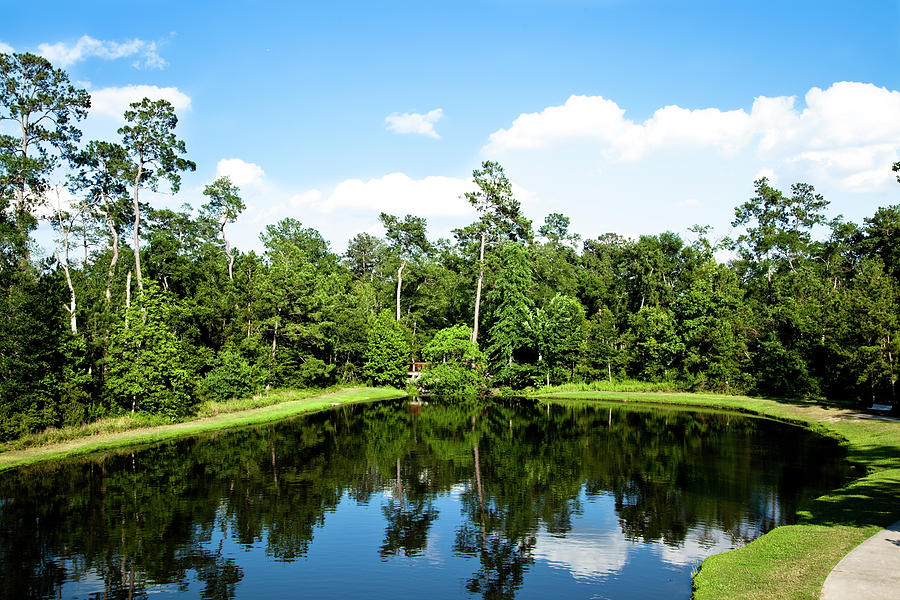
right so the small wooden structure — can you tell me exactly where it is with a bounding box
[408,361,427,381]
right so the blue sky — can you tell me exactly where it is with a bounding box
[4,1,900,252]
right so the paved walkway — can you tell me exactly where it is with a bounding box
[821,520,900,599]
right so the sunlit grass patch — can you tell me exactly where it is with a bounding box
[0,386,405,471]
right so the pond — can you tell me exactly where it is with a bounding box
[0,398,851,600]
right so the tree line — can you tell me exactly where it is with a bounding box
[1,51,898,439]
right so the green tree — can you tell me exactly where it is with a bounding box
[119,97,196,291]
[485,244,536,386]
[201,176,245,280]
[344,232,383,282]
[537,294,585,385]
[459,161,531,344]
[419,324,485,397]
[624,306,684,382]
[363,309,410,388]
[730,178,828,285]
[379,212,431,321]
[106,282,198,417]
[0,52,90,259]
[70,140,132,306]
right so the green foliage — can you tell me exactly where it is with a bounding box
[200,348,259,402]
[0,52,90,244]
[485,243,536,383]
[537,294,586,385]
[363,310,410,388]
[418,362,484,397]
[119,98,196,194]
[419,324,485,397]
[623,306,684,382]
[106,282,198,418]
[2,49,900,442]
[421,324,482,364]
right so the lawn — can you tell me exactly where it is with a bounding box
[0,386,406,471]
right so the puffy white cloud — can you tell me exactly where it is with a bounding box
[89,85,191,121]
[0,41,13,54]
[485,82,900,194]
[236,171,485,253]
[313,172,471,217]
[487,95,631,151]
[385,108,444,139]
[216,158,265,187]
[487,95,755,161]
[37,35,166,69]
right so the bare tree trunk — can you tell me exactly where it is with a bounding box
[14,115,31,265]
[395,261,405,321]
[271,308,280,359]
[221,220,235,280]
[471,230,486,344]
[105,210,119,305]
[53,190,77,333]
[82,218,89,265]
[132,160,144,291]
[888,332,896,406]
[125,270,132,330]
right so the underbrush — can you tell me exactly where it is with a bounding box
[535,379,690,394]
[2,386,342,452]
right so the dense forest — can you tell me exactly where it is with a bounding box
[1,52,898,440]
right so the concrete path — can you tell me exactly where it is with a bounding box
[821,520,900,599]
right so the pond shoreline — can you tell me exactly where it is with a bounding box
[534,390,900,600]
[0,386,406,472]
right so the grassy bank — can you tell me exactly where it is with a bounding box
[533,389,900,600]
[0,386,406,472]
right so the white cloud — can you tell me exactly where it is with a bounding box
[0,41,13,54]
[385,108,444,139]
[236,171,484,253]
[485,82,900,194]
[216,158,265,187]
[89,85,191,121]
[313,172,471,217]
[37,35,166,69]
[754,168,777,183]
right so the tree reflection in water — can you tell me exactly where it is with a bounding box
[0,399,850,600]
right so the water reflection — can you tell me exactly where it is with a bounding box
[0,399,850,600]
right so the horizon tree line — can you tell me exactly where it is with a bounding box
[1,50,898,440]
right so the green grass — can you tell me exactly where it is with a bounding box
[535,379,688,393]
[0,386,406,471]
[533,389,900,600]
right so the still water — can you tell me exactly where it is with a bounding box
[0,399,851,599]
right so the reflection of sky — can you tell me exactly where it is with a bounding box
[52,487,752,599]
[655,525,739,567]
[533,529,629,579]
[528,490,746,596]
[532,494,629,580]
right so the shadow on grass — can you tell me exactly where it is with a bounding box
[843,442,900,471]
[797,469,900,528]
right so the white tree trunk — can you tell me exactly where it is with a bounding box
[395,261,405,321]
[471,230,486,344]
[132,160,144,291]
